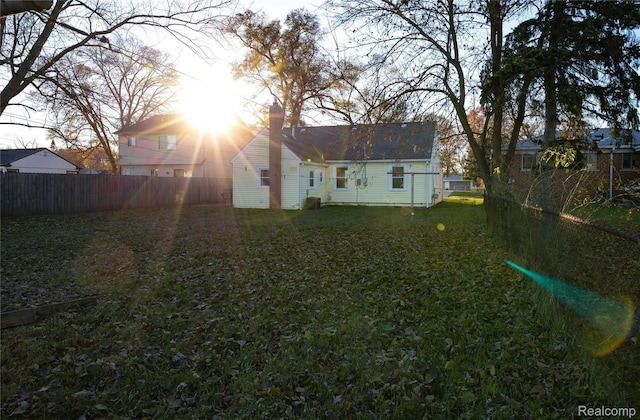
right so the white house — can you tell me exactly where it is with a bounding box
[232,103,442,210]
[0,148,79,174]
[444,174,474,191]
[117,114,254,178]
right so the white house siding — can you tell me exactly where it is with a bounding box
[119,130,237,179]
[326,161,435,207]
[430,141,444,205]
[281,145,302,209]
[7,150,78,174]
[299,162,330,207]
[123,165,199,177]
[119,134,196,166]
[232,130,270,208]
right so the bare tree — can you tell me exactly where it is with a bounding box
[314,54,423,125]
[0,0,231,116]
[37,34,179,173]
[327,0,531,203]
[11,135,40,149]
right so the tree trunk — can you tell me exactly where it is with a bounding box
[534,1,564,210]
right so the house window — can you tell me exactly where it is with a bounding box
[622,153,640,170]
[335,166,349,190]
[7,168,19,173]
[521,154,536,171]
[159,135,177,150]
[128,137,137,147]
[318,170,324,183]
[309,169,315,188]
[258,167,269,188]
[174,169,185,177]
[390,165,406,190]
[151,169,159,177]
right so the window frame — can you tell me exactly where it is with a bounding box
[521,154,536,172]
[159,135,177,150]
[127,137,137,147]
[389,164,407,191]
[309,169,316,189]
[257,166,270,188]
[334,165,350,190]
[622,152,639,170]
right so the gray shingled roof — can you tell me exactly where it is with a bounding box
[281,121,437,162]
[507,128,640,151]
[115,114,190,135]
[0,148,80,169]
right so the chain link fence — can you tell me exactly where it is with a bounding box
[485,196,640,301]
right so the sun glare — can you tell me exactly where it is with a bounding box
[179,68,243,134]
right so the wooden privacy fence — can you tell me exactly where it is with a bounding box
[1,173,232,216]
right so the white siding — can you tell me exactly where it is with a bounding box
[10,150,77,174]
[298,163,329,208]
[325,161,435,207]
[429,134,443,206]
[119,130,235,179]
[281,145,301,209]
[232,130,270,208]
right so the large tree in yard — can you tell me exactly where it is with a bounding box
[38,35,179,173]
[0,0,231,116]
[328,0,530,205]
[224,9,334,127]
[329,0,640,214]
[493,0,640,208]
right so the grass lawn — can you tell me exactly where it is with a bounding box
[444,190,484,204]
[564,203,640,232]
[1,199,638,418]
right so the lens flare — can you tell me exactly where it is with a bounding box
[504,259,637,357]
[487,250,521,281]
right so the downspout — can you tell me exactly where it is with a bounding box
[299,162,303,210]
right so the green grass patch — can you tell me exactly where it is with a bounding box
[444,191,484,206]
[1,202,638,418]
[564,204,640,232]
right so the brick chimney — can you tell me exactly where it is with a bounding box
[268,100,284,209]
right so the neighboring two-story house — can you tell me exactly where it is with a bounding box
[117,114,254,179]
[507,128,640,205]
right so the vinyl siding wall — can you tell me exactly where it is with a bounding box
[6,150,78,174]
[326,161,439,207]
[233,131,270,208]
[119,134,195,166]
[299,163,330,207]
[119,132,234,179]
[281,145,302,209]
